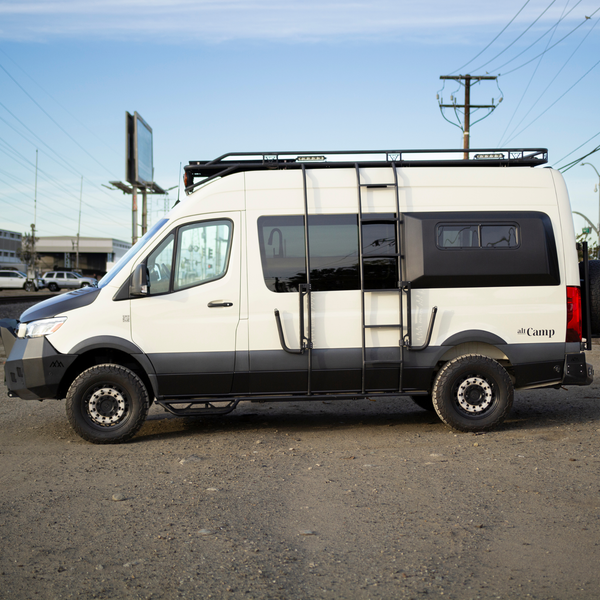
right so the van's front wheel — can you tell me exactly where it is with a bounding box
[66,364,149,444]
[432,355,513,432]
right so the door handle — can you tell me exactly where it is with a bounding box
[208,301,233,308]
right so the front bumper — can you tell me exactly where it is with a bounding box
[2,330,77,401]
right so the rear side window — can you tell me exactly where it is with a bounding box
[405,211,559,289]
[437,223,518,249]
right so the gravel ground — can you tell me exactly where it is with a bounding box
[1,298,599,599]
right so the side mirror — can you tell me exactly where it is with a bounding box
[130,263,149,297]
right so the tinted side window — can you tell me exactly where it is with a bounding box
[438,225,479,248]
[437,223,519,249]
[258,214,397,293]
[481,225,518,248]
[405,211,557,288]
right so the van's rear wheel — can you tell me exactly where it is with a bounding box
[66,364,149,444]
[432,355,513,432]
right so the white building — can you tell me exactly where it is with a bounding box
[36,236,131,277]
[0,229,24,269]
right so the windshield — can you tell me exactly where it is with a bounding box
[99,218,169,288]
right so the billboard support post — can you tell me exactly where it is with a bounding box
[142,187,148,237]
[132,186,138,244]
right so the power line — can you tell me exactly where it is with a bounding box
[503,56,600,144]
[497,6,599,75]
[470,0,559,73]
[0,61,117,177]
[0,105,127,212]
[0,48,121,159]
[497,0,568,146]
[500,12,599,145]
[0,140,128,232]
[554,130,600,167]
[451,0,533,74]
[0,103,93,181]
[559,145,600,172]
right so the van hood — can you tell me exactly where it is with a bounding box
[20,287,102,323]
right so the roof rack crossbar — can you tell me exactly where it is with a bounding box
[184,148,548,194]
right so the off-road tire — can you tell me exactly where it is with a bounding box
[66,364,149,444]
[432,354,513,432]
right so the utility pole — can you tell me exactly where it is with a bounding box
[76,175,83,269]
[29,149,38,280]
[581,162,600,258]
[439,75,500,158]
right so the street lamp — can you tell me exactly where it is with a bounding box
[581,162,600,258]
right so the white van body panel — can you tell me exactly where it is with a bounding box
[243,167,568,352]
[45,288,132,355]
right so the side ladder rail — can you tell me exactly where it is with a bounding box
[301,165,313,394]
[355,164,405,394]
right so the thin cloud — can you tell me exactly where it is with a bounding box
[0,1,594,43]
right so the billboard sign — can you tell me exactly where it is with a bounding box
[126,111,154,186]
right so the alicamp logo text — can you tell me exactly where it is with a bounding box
[517,327,555,339]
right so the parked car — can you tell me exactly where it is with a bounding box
[41,271,97,292]
[0,270,39,292]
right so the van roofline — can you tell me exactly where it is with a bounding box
[184,148,548,194]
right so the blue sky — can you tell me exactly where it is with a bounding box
[1,0,599,243]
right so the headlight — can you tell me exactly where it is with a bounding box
[19,317,67,338]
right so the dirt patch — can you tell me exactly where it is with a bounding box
[1,300,599,598]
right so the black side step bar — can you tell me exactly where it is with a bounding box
[156,399,240,417]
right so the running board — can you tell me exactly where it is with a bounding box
[156,399,241,417]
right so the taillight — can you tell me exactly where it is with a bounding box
[566,286,582,342]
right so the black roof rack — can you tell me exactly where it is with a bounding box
[184,148,548,194]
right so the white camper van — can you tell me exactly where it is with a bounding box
[1,149,594,444]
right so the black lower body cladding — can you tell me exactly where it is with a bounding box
[4,336,77,400]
